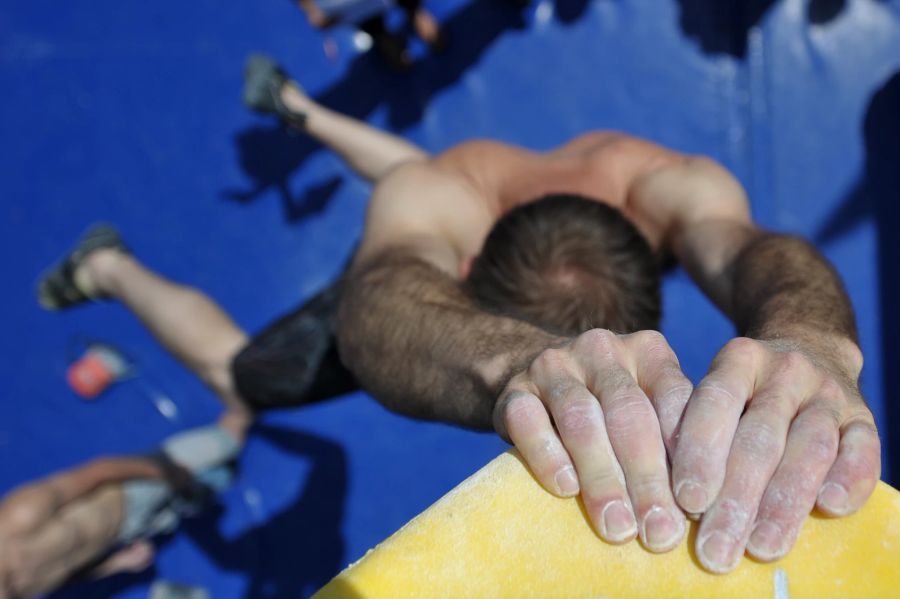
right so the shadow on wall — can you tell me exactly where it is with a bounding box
[676,0,859,58]
[48,424,350,599]
[180,424,349,598]
[817,70,900,486]
[225,0,541,221]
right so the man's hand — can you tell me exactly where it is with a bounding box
[671,336,881,573]
[494,329,694,552]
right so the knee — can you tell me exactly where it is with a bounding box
[194,332,248,398]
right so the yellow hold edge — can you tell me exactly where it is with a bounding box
[314,450,900,599]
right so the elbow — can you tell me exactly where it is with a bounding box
[335,292,363,380]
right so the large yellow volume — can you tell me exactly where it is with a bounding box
[314,450,900,599]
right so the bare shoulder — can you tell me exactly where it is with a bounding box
[626,155,753,251]
[358,161,495,274]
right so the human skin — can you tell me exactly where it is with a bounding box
[0,412,249,598]
[0,458,155,598]
[336,131,880,572]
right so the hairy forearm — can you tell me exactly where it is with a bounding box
[337,250,561,429]
[730,233,858,349]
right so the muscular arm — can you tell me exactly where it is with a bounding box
[640,158,856,343]
[630,156,880,572]
[339,249,559,427]
[339,160,696,551]
[0,457,164,537]
[337,161,560,427]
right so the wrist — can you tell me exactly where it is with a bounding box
[476,334,568,400]
[753,328,863,380]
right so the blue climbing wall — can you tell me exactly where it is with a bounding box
[0,0,898,597]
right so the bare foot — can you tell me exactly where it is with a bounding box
[280,82,314,121]
[74,248,127,299]
[218,408,253,444]
[412,9,445,49]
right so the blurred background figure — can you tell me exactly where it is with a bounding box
[0,416,244,599]
[295,0,445,70]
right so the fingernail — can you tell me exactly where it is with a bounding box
[601,500,637,542]
[818,482,849,515]
[554,466,579,496]
[641,506,684,551]
[675,479,708,514]
[748,521,785,560]
[699,531,741,573]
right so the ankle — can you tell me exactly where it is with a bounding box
[280,83,313,117]
[77,249,129,297]
[218,408,253,443]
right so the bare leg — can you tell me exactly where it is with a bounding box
[280,84,428,182]
[1,485,125,598]
[90,540,155,579]
[0,411,247,597]
[75,250,250,417]
[411,8,442,45]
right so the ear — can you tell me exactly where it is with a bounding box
[459,255,476,280]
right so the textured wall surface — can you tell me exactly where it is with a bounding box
[0,0,897,596]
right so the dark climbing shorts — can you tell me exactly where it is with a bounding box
[231,280,359,412]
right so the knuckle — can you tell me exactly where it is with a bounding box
[696,379,743,408]
[806,405,843,431]
[653,372,693,409]
[749,391,788,412]
[843,418,882,452]
[555,399,601,439]
[531,348,573,376]
[575,328,618,359]
[604,392,655,433]
[793,412,841,463]
[778,350,811,376]
[804,428,839,463]
[844,342,864,376]
[734,420,784,458]
[723,336,761,361]
[625,472,670,499]
[836,443,882,480]
[581,470,627,495]
[502,393,543,429]
[635,330,673,359]
[816,377,847,404]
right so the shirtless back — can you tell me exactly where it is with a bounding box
[338,126,879,577]
[357,131,747,290]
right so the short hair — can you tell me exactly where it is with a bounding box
[465,194,661,336]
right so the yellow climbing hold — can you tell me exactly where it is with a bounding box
[314,450,900,599]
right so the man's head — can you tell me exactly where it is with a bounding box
[464,194,661,336]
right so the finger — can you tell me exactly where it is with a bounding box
[694,399,791,572]
[816,417,881,516]
[672,338,760,516]
[695,352,815,574]
[747,406,838,561]
[623,330,693,456]
[543,377,637,544]
[499,388,579,497]
[589,362,685,552]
